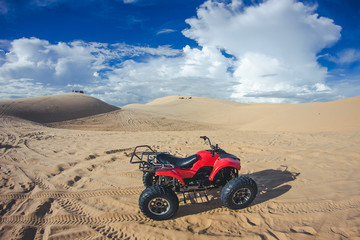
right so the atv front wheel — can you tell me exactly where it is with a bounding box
[139,186,179,220]
[221,176,257,210]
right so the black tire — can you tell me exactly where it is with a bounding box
[139,186,179,220]
[221,176,257,210]
[143,172,158,187]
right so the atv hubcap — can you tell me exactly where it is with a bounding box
[148,197,170,215]
[232,188,251,205]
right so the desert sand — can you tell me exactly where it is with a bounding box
[0,93,359,240]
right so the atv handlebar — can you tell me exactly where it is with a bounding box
[200,136,212,147]
[200,136,220,157]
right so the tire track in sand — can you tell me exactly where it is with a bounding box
[53,194,149,238]
[0,213,149,226]
[199,198,360,215]
[0,186,144,200]
[0,175,149,237]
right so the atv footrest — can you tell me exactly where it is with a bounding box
[181,189,210,204]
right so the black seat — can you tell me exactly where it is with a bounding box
[156,153,199,169]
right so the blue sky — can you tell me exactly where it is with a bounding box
[0,0,359,106]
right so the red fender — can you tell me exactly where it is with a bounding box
[209,158,241,181]
[156,170,187,186]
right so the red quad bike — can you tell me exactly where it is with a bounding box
[130,136,257,220]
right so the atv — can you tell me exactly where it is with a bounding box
[130,136,257,220]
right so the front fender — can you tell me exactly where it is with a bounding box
[209,158,241,181]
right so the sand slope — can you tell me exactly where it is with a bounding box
[48,108,210,131]
[0,94,360,240]
[126,95,360,131]
[0,93,119,123]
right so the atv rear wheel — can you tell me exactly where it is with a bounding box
[139,186,179,220]
[221,176,257,210]
[143,172,158,187]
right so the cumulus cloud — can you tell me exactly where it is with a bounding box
[0,37,182,103]
[0,38,97,85]
[77,45,233,105]
[183,0,341,103]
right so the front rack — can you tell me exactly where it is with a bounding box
[129,145,174,171]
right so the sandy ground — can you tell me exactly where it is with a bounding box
[0,93,359,240]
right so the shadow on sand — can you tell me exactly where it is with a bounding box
[175,167,300,218]
[249,167,300,205]
[0,143,20,151]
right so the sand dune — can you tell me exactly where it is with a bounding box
[0,94,359,239]
[0,93,119,123]
[126,95,360,131]
[2,93,359,131]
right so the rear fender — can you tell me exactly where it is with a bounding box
[156,170,186,186]
[209,158,241,181]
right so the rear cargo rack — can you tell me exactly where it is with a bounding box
[130,145,174,171]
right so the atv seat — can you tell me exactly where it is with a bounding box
[156,153,199,169]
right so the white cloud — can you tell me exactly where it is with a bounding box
[122,0,160,6]
[328,48,360,64]
[84,45,233,105]
[0,77,60,99]
[183,0,342,103]
[0,38,97,85]
[110,43,181,57]
[0,37,183,103]
[157,29,177,35]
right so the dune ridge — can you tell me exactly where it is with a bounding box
[0,93,119,123]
